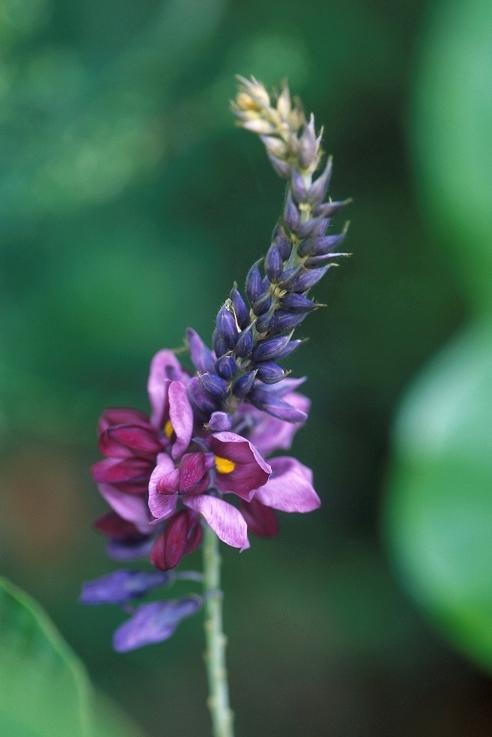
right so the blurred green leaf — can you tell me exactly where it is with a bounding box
[0,577,144,737]
[413,0,492,310]
[385,321,492,671]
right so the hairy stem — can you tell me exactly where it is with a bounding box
[203,525,234,737]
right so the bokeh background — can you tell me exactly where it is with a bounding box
[1,0,491,735]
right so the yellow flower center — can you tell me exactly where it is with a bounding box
[163,420,174,439]
[214,456,236,474]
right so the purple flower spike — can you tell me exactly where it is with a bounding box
[113,597,203,652]
[252,333,293,362]
[81,569,170,606]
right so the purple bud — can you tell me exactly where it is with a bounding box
[308,156,333,204]
[246,261,264,303]
[255,312,272,333]
[267,152,291,178]
[188,376,218,417]
[232,370,257,399]
[265,243,283,281]
[256,362,286,384]
[230,285,249,329]
[269,311,307,334]
[186,328,215,373]
[113,596,202,652]
[249,386,308,423]
[200,372,228,398]
[297,216,329,239]
[208,411,232,432]
[289,266,329,293]
[235,327,254,358]
[283,193,300,231]
[281,293,316,313]
[298,115,318,169]
[274,228,292,259]
[80,570,169,606]
[252,333,293,362]
[290,170,307,203]
[216,305,238,350]
[278,265,302,289]
[316,198,351,217]
[275,338,303,360]
[252,292,272,316]
[305,253,346,267]
[213,329,227,358]
[302,233,345,257]
[216,355,237,380]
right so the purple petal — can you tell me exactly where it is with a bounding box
[240,499,278,538]
[208,411,232,432]
[254,456,321,512]
[113,597,202,652]
[147,350,185,428]
[98,483,153,533]
[80,569,169,605]
[184,495,250,550]
[210,432,271,501]
[186,328,216,373]
[148,454,179,520]
[168,381,194,459]
[246,391,310,456]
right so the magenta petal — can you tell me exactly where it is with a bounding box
[168,381,194,460]
[98,407,149,434]
[178,452,210,492]
[254,456,321,512]
[184,495,250,550]
[100,424,162,458]
[246,391,311,456]
[147,350,184,428]
[210,432,271,501]
[98,483,152,533]
[148,454,179,520]
[92,457,151,486]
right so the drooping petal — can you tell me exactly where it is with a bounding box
[147,350,185,428]
[80,569,170,605]
[98,483,152,533]
[98,407,149,434]
[168,381,194,460]
[99,424,162,458]
[186,328,216,373]
[113,597,203,652]
[240,499,279,538]
[246,391,310,456]
[184,495,250,550]
[254,456,321,512]
[210,432,271,501]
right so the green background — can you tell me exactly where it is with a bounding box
[1,0,491,735]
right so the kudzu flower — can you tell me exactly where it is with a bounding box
[82,76,349,654]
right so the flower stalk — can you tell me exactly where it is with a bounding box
[203,524,234,737]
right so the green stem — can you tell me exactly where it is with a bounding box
[203,525,235,737]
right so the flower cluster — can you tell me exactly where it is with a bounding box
[81,77,348,651]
